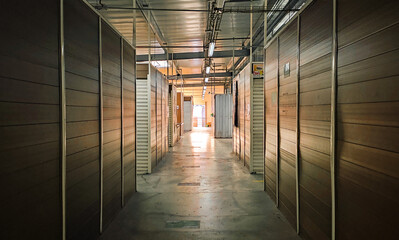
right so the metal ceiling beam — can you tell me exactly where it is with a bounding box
[175,82,227,87]
[136,0,168,51]
[137,49,249,62]
[232,0,306,74]
[169,72,232,79]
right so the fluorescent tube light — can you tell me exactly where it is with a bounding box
[205,77,209,82]
[205,66,211,74]
[208,42,215,57]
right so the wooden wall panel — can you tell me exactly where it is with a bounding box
[101,22,122,229]
[0,1,61,238]
[336,0,399,238]
[239,73,245,162]
[64,1,100,239]
[123,41,136,202]
[150,67,157,169]
[278,21,297,228]
[162,77,169,157]
[244,66,251,168]
[156,72,162,164]
[299,1,332,239]
[265,40,278,203]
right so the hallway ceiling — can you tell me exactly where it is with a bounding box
[87,0,305,93]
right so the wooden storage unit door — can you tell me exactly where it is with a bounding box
[239,72,245,162]
[244,66,251,168]
[65,0,100,239]
[122,41,136,202]
[336,0,399,238]
[299,0,332,239]
[264,40,278,203]
[0,1,61,238]
[156,72,162,164]
[150,67,157,169]
[162,78,169,157]
[101,21,122,229]
[278,20,297,228]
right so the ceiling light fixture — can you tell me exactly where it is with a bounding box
[205,77,209,82]
[205,66,211,74]
[208,42,215,57]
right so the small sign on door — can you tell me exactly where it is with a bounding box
[284,62,290,77]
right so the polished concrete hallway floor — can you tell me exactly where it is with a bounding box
[100,128,300,240]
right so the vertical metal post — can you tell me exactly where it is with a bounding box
[295,16,301,235]
[147,21,152,173]
[133,0,136,48]
[276,37,280,208]
[99,18,104,234]
[121,38,125,207]
[232,38,235,94]
[250,2,253,66]
[133,0,137,193]
[249,0,254,172]
[263,0,268,192]
[167,50,169,81]
[231,37,237,93]
[331,0,338,239]
[59,0,66,239]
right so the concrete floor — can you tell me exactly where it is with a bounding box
[100,128,300,240]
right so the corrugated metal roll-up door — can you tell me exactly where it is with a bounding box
[252,74,264,174]
[136,76,150,174]
[214,94,233,138]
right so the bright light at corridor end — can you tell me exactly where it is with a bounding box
[205,66,210,74]
[208,42,215,57]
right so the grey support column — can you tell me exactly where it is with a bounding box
[59,0,66,239]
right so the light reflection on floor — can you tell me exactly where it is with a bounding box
[100,128,300,240]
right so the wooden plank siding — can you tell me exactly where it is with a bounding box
[278,20,298,229]
[123,42,136,202]
[101,22,122,229]
[0,1,61,238]
[0,0,137,238]
[298,1,332,239]
[336,0,399,239]
[262,0,399,239]
[64,1,100,239]
[150,67,157,170]
[265,40,279,203]
[244,65,251,168]
[156,71,162,164]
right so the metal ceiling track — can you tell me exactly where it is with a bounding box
[94,6,300,13]
[137,49,249,62]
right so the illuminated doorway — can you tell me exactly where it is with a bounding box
[193,105,205,127]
